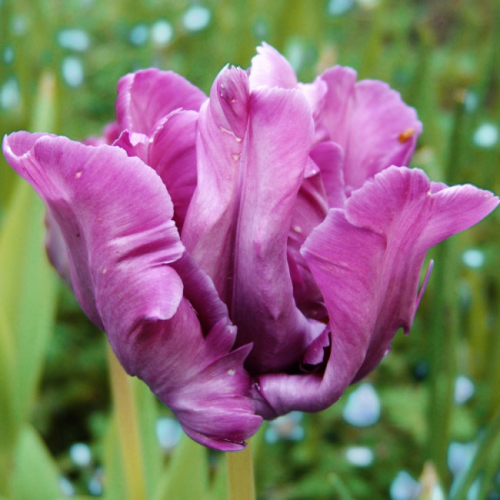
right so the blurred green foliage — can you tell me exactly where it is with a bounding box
[1,0,500,499]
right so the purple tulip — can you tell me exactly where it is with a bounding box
[3,44,498,450]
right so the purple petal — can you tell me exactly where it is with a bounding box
[3,131,262,449]
[319,66,422,192]
[3,132,184,333]
[182,66,249,298]
[230,85,322,373]
[249,42,297,90]
[310,141,345,208]
[132,302,262,451]
[148,110,198,230]
[116,69,206,136]
[287,173,329,321]
[115,110,199,230]
[254,166,498,416]
[183,66,323,373]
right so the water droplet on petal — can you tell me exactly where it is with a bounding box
[62,57,84,87]
[473,123,498,149]
[182,6,211,32]
[342,382,380,427]
[151,20,174,46]
[227,368,236,375]
[345,446,374,467]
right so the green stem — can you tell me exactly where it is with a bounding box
[107,344,147,500]
[226,442,256,500]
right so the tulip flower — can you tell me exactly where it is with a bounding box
[3,44,497,450]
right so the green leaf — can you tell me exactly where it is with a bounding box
[0,179,58,428]
[10,425,63,500]
[154,434,209,500]
[102,417,128,500]
[132,378,162,498]
[208,456,228,500]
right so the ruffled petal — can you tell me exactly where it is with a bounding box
[114,110,199,230]
[148,110,198,230]
[230,85,322,373]
[249,42,297,90]
[124,298,262,451]
[182,66,249,297]
[183,66,322,373]
[116,69,206,136]
[254,166,498,416]
[319,67,422,193]
[3,132,184,334]
[3,131,262,449]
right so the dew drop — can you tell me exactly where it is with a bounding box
[228,368,236,376]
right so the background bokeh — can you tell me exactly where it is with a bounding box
[1,0,500,499]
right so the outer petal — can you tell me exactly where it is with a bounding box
[3,132,184,332]
[116,69,206,136]
[124,298,262,451]
[3,131,262,449]
[249,42,297,90]
[319,67,422,193]
[254,166,498,417]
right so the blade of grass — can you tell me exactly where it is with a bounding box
[154,433,209,500]
[107,344,148,500]
[10,425,63,500]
